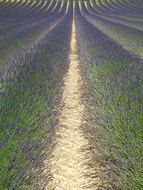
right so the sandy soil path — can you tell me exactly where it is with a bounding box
[44,15,104,190]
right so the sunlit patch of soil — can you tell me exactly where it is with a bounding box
[43,17,106,190]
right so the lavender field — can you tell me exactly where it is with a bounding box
[0,0,143,189]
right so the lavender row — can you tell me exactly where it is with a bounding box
[75,7,143,190]
[85,2,143,32]
[0,5,67,76]
[80,3,143,58]
[0,1,64,39]
[0,10,72,189]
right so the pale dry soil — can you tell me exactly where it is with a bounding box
[43,18,109,190]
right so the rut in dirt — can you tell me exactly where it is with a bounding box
[43,12,108,190]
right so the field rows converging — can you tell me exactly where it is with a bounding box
[0,0,143,190]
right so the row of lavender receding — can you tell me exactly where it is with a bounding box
[75,6,143,190]
[0,1,73,189]
[0,0,67,71]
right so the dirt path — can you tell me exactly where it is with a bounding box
[44,15,104,190]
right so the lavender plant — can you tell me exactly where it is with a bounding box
[0,5,72,189]
[75,8,143,190]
